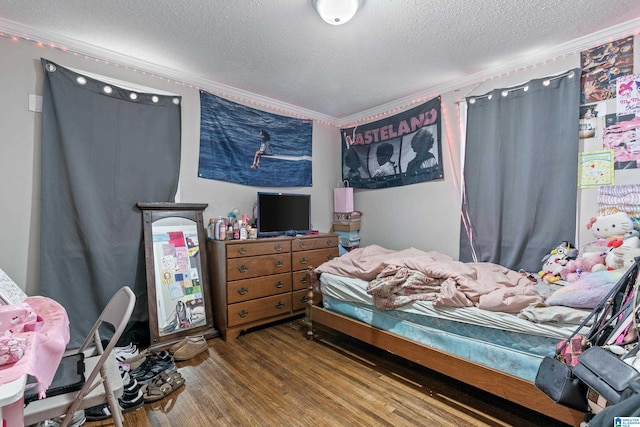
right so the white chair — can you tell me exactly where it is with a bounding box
[23,286,136,427]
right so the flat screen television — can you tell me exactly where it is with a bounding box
[256,192,311,237]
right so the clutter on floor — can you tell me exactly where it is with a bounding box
[78,338,208,423]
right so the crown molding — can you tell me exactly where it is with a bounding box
[2,16,639,129]
[0,17,339,125]
[338,17,640,127]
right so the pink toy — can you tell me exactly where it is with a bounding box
[560,252,606,282]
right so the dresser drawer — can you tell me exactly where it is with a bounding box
[226,240,291,258]
[292,289,309,311]
[291,270,311,291]
[291,247,338,271]
[227,294,292,327]
[227,273,292,304]
[227,253,291,281]
[292,235,338,251]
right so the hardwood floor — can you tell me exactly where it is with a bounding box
[85,318,572,427]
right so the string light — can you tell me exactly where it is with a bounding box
[1,29,634,130]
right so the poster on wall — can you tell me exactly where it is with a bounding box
[579,103,605,139]
[578,150,614,188]
[603,114,640,169]
[616,73,640,116]
[580,35,634,104]
[340,96,443,189]
[197,91,313,187]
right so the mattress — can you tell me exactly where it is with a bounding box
[319,272,589,381]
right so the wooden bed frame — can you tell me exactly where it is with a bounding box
[304,269,586,427]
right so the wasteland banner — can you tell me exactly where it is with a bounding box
[198,91,313,187]
[341,96,443,189]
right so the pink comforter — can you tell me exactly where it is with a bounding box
[315,245,542,312]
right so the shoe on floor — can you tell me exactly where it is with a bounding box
[141,372,185,403]
[36,410,86,427]
[131,354,177,384]
[169,335,204,354]
[120,388,144,413]
[120,349,150,370]
[173,335,208,361]
[85,403,111,421]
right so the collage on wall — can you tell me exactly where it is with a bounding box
[197,91,313,187]
[579,35,638,187]
[341,96,443,189]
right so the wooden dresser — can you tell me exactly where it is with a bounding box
[208,233,338,340]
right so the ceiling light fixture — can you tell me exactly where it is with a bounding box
[314,0,359,25]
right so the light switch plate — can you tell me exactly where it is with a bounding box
[28,94,43,112]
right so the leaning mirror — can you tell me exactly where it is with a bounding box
[138,202,218,349]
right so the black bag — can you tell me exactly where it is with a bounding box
[534,355,589,411]
[535,258,640,412]
[24,352,85,404]
[573,346,640,405]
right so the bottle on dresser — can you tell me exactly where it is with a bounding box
[207,218,214,240]
[233,220,240,240]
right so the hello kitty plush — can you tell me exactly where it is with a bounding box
[586,211,638,239]
[608,234,640,271]
[581,212,640,271]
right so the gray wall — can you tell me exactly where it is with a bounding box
[1,32,639,295]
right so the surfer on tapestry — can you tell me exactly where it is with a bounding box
[251,129,273,169]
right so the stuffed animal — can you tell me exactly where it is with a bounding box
[581,211,640,270]
[608,234,640,271]
[560,252,607,282]
[585,211,639,241]
[539,241,578,283]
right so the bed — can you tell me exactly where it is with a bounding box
[306,245,590,426]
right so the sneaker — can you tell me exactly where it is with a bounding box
[123,376,139,394]
[85,404,111,421]
[114,344,139,361]
[39,410,87,426]
[114,343,136,352]
[130,354,177,384]
[119,349,150,370]
[119,388,144,413]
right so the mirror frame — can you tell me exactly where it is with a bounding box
[138,202,218,349]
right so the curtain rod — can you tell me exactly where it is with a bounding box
[457,69,577,105]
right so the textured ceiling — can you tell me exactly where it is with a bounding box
[1,0,640,120]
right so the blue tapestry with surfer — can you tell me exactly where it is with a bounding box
[198,91,313,187]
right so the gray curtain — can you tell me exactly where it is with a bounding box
[40,59,181,347]
[459,69,580,272]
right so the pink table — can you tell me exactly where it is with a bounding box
[0,296,70,427]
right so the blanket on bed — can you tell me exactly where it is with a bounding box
[315,245,542,312]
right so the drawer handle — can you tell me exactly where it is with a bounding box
[327,253,335,260]
[274,244,283,251]
[275,301,285,310]
[300,295,308,303]
[275,281,284,288]
[299,242,307,249]
[300,257,308,265]
[237,287,249,295]
[275,260,284,268]
[237,265,248,273]
[299,276,307,285]
[237,247,247,255]
[326,239,333,246]
[238,309,249,318]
